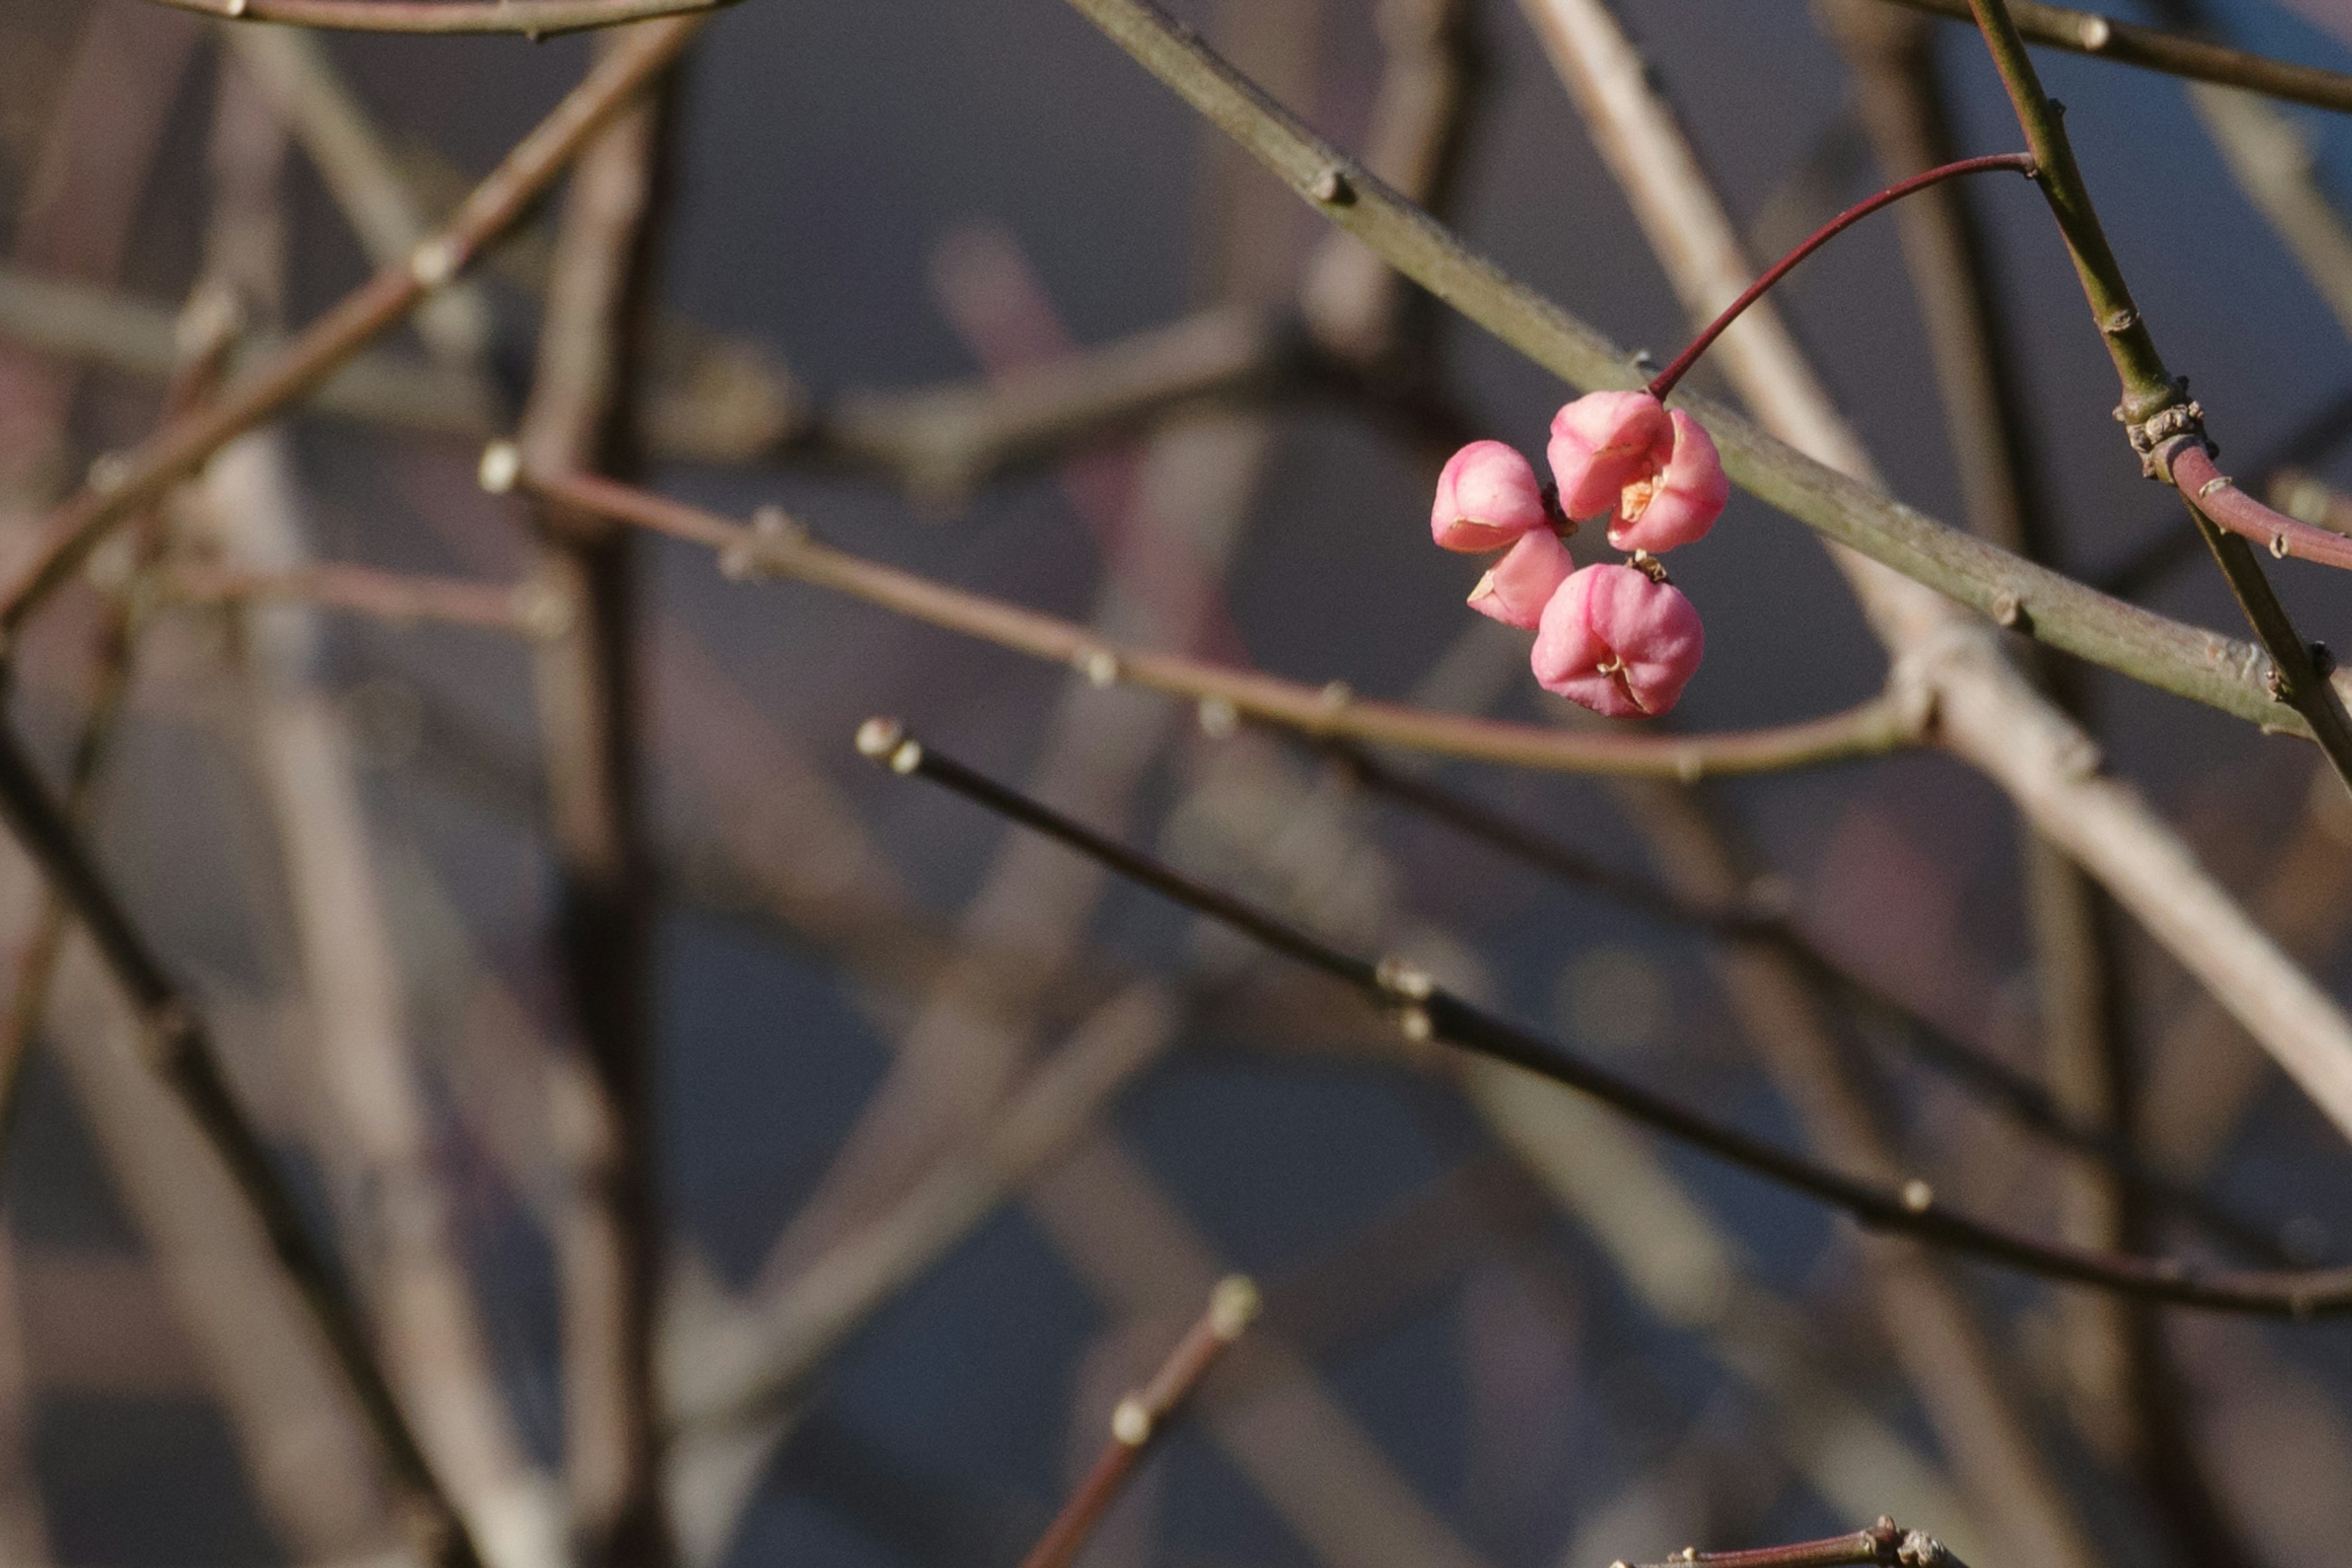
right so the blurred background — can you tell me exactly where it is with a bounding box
[2,2,2352,1567]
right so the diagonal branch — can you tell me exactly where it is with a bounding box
[0,15,706,641]
[1874,0,2352,116]
[855,718,2352,1317]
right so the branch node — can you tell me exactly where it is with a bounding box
[1197,696,1239,738]
[1310,166,1354,205]
[409,236,462,290]
[477,440,522,495]
[1207,1275,1261,1339]
[1374,955,1435,1001]
[1901,1178,1934,1213]
[1109,1396,1152,1446]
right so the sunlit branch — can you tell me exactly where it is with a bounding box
[1875,0,2352,118]
[496,459,1918,777]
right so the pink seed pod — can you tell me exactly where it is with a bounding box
[1531,562,1705,718]
[1607,409,1729,554]
[1431,440,1549,552]
[1466,528,1575,630]
[1547,390,1673,521]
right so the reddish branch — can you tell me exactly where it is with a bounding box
[491,458,1915,777]
[0,16,705,643]
[1618,1517,1966,1568]
[854,718,2352,1318]
[144,0,739,34]
[1019,1278,1259,1568]
[1646,154,2037,401]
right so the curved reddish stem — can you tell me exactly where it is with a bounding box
[1647,153,2038,401]
[2169,442,2352,573]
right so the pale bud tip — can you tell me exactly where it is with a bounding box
[478,440,521,495]
[1110,1397,1152,1447]
[1208,1275,1261,1339]
[854,717,905,761]
[1079,648,1120,688]
[410,237,461,289]
[1901,1178,1934,1213]
[1197,696,1239,739]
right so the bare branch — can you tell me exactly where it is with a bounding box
[145,0,741,37]
[503,462,1919,776]
[856,719,2352,1316]
[1017,1278,1258,1568]
[1874,0,2352,117]
[0,15,705,639]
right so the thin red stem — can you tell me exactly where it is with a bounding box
[1646,153,2037,401]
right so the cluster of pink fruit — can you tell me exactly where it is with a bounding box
[1432,389,1729,718]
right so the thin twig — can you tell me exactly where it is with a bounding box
[145,0,739,36]
[854,720,2352,1317]
[1018,1278,1259,1568]
[1616,1516,1967,1568]
[498,460,1914,775]
[0,15,705,642]
[1644,153,2038,402]
[510,26,676,1568]
[1874,0,2352,117]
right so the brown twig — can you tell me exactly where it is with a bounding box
[0,15,704,643]
[855,719,2352,1316]
[508,26,676,1568]
[155,560,554,636]
[1018,1278,1259,1568]
[1874,0,2352,116]
[1615,1517,1967,1568]
[497,460,1916,775]
[144,0,739,36]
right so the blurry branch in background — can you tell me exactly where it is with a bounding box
[0,15,704,639]
[1017,1278,1258,1568]
[223,24,496,369]
[1872,0,2352,115]
[1052,0,2352,1186]
[145,0,741,35]
[154,559,557,638]
[0,720,484,1567]
[1826,7,2250,1558]
[669,22,1512,1558]
[499,463,1918,776]
[1468,1068,1987,1561]
[202,40,567,1568]
[0,288,238,1150]
[665,982,1188,1436]
[1510,27,2103,1556]
[510,25,679,1568]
